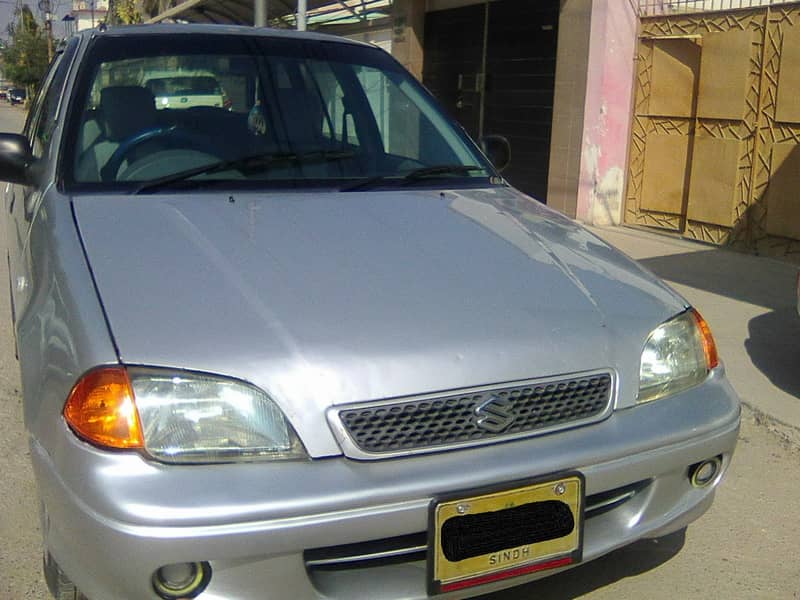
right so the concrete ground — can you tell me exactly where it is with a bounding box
[0,101,798,599]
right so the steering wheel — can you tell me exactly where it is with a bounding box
[101,126,218,182]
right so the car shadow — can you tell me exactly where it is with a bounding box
[745,307,800,399]
[477,529,686,599]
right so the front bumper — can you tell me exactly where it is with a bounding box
[32,370,740,600]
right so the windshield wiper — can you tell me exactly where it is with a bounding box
[132,150,355,195]
[340,165,486,192]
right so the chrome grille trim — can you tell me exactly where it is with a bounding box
[305,544,428,568]
[585,490,637,515]
[327,370,616,460]
[304,532,428,571]
[584,479,652,517]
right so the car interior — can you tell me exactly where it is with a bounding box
[72,56,385,184]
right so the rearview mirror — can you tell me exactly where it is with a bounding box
[480,135,511,173]
[0,133,34,184]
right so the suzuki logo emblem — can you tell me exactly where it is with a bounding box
[473,395,515,433]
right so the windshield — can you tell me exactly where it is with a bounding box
[64,33,494,191]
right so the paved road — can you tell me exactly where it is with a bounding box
[0,103,47,599]
[0,102,797,600]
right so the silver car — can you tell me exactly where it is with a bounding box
[0,25,739,600]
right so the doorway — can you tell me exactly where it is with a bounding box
[423,0,560,202]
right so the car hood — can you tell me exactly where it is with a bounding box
[73,187,686,457]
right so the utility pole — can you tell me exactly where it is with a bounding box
[297,0,306,31]
[254,0,268,27]
[38,0,54,60]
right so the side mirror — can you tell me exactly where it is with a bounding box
[480,135,511,173]
[0,133,34,185]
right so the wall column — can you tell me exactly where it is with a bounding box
[578,0,638,225]
[548,0,638,225]
[391,0,425,80]
[547,0,594,218]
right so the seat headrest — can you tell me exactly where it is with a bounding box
[100,86,157,142]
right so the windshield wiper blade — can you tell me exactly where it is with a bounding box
[340,165,486,192]
[132,150,355,195]
[132,152,286,194]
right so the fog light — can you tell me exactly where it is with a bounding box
[152,561,211,599]
[689,456,722,488]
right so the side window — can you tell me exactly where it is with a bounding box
[357,67,392,150]
[29,39,79,159]
[354,66,424,160]
[353,66,470,167]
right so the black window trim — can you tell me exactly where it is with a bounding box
[30,37,81,162]
[25,38,80,144]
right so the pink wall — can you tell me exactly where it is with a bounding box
[576,0,638,224]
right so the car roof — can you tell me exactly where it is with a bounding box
[76,23,371,49]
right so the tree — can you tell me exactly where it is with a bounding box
[1,5,49,93]
[14,4,39,36]
[114,0,144,24]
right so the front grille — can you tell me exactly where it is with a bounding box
[334,372,613,456]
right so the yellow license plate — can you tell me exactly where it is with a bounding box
[428,473,584,594]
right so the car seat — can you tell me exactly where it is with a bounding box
[75,86,158,182]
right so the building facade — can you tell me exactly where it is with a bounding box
[71,0,110,31]
[148,0,800,256]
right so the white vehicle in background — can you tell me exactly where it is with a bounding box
[143,70,230,110]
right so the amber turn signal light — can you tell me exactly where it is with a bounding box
[63,366,144,449]
[690,309,719,370]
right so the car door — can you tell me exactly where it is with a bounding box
[7,39,79,336]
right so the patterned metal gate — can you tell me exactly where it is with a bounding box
[625,2,800,257]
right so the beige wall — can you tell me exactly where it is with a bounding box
[392,0,426,80]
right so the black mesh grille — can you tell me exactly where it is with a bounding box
[338,373,612,454]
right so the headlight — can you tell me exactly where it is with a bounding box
[638,309,719,403]
[64,367,306,463]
